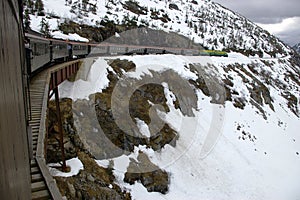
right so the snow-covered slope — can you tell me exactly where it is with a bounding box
[26,0,300,198]
[293,43,300,53]
[25,0,294,57]
[57,53,300,199]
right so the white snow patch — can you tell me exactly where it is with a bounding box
[59,58,110,100]
[52,31,89,42]
[135,118,151,138]
[48,157,83,177]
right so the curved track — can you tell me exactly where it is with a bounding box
[29,60,80,200]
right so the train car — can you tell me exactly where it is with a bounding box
[25,31,230,78]
[51,39,69,60]
[72,42,89,57]
[109,45,127,55]
[28,34,51,73]
[166,48,182,55]
[147,48,164,54]
[183,49,200,56]
[200,50,228,57]
[89,44,109,56]
[1,0,32,199]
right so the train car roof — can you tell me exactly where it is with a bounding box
[25,32,89,45]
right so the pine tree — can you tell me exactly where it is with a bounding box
[40,18,51,38]
[88,4,97,15]
[24,0,34,14]
[35,0,45,16]
[24,8,31,31]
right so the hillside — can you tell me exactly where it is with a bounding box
[46,53,300,199]
[23,0,300,199]
[293,43,300,53]
[24,0,295,58]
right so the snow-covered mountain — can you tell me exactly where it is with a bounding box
[293,43,300,53]
[25,0,295,58]
[24,0,300,199]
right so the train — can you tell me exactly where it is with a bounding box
[200,49,228,57]
[25,33,228,76]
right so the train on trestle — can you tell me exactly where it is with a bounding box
[25,32,228,76]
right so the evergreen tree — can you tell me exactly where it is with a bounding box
[24,0,34,14]
[40,18,51,38]
[35,0,45,16]
[24,8,31,31]
[88,4,97,15]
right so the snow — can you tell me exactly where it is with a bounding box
[25,0,300,197]
[50,36,299,200]
[100,100,300,200]
[135,118,151,138]
[58,58,110,100]
[125,54,200,80]
[115,32,120,38]
[26,0,293,57]
[48,157,83,177]
[55,54,300,200]
[52,31,89,42]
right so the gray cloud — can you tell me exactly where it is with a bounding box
[213,0,300,45]
[213,0,300,23]
[276,27,300,45]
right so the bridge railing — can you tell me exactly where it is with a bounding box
[35,59,81,200]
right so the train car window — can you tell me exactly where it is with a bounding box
[73,45,79,50]
[45,44,48,54]
[33,43,37,55]
[73,45,87,50]
[31,41,49,56]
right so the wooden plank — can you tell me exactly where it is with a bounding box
[31,181,47,192]
[36,158,62,200]
[31,173,43,182]
[32,134,39,138]
[31,167,40,174]
[31,159,37,167]
[31,122,41,125]
[32,190,51,200]
[29,121,41,125]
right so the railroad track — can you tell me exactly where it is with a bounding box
[29,71,52,200]
[28,60,80,200]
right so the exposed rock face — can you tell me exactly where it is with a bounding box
[93,60,180,154]
[124,152,169,194]
[54,152,131,200]
[47,98,80,163]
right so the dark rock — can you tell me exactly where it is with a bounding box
[67,182,76,198]
[124,152,169,194]
[169,3,179,10]
[87,174,95,182]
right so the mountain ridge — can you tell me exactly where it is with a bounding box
[293,43,300,53]
[22,1,300,199]
[25,0,296,58]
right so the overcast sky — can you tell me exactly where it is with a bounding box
[212,0,300,46]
